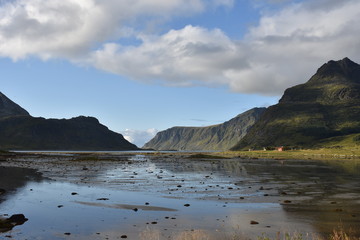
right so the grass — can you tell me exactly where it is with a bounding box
[216,147,360,161]
[256,228,360,240]
[187,153,230,159]
[137,228,360,240]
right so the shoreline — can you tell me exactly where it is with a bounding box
[3,147,360,163]
[1,151,360,239]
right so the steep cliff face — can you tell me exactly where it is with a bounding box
[0,92,29,118]
[0,92,138,150]
[143,108,266,151]
[231,58,360,150]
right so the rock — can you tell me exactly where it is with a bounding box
[96,198,109,201]
[64,233,71,236]
[250,220,259,225]
[184,204,190,207]
[121,235,127,239]
[7,214,28,225]
[71,192,78,195]
[0,189,6,195]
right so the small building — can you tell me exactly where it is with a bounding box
[276,146,284,151]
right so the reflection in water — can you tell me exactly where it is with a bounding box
[0,167,43,203]
[0,154,359,239]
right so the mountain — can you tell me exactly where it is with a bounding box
[143,108,266,151]
[0,92,138,151]
[231,58,360,150]
[0,92,29,118]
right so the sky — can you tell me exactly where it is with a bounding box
[1,0,360,147]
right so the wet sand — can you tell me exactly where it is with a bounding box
[0,152,359,239]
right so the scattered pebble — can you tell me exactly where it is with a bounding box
[97,198,109,201]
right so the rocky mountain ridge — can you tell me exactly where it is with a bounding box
[144,108,266,151]
[0,92,29,118]
[0,92,138,151]
[231,57,360,150]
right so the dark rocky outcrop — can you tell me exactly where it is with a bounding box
[0,214,28,233]
[231,58,360,150]
[144,108,266,151]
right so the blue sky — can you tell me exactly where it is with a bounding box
[1,0,360,147]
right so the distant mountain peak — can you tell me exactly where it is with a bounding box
[0,92,30,118]
[232,58,360,150]
[280,58,360,104]
[310,57,360,83]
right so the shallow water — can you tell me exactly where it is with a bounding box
[0,154,360,239]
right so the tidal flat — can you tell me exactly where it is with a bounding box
[0,152,360,239]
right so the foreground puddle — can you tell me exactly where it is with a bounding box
[0,180,299,240]
[1,154,360,239]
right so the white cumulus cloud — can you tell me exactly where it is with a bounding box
[90,25,249,87]
[89,0,360,95]
[0,0,226,60]
[0,0,360,95]
[121,128,158,148]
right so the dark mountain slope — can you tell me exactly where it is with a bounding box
[0,92,138,150]
[0,115,138,150]
[144,108,266,151]
[231,58,360,150]
[0,92,29,118]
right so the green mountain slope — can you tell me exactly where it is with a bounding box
[143,108,266,151]
[231,58,360,150]
[0,92,138,151]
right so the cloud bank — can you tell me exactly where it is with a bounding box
[0,0,359,95]
[121,128,158,148]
